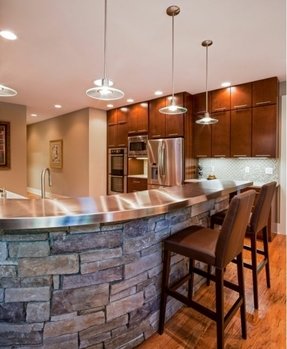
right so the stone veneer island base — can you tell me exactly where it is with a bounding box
[0,181,252,348]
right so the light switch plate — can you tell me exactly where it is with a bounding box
[265,167,273,175]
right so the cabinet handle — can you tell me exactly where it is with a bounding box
[255,101,271,105]
[152,135,162,138]
[118,121,127,125]
[133,180,141,184]
[196,111,206,115]
[213,155,226,157]
[118,144,126,147]
[233,154,247,157]
[196,155,208,157]
[255,154,271,157]
[167,133,179,136]
[109,144,115,147]
[137,129,147,132]
[214,107,226,112]
[234,104,248,109]
[128,131,136,134]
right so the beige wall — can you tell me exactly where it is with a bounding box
[0,102,27,196]
[27,107,107,198]
[89,108,107,197]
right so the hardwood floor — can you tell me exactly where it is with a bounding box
[138,235,286,349]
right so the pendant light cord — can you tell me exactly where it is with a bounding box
[171,13,175,105]
[205,44,209,112]
[103,0,107,81]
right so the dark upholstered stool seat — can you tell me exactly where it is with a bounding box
[210,181,276,310]
[164,226,219,265]
[159,190,256,349]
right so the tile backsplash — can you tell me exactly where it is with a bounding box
[199,158,279,184]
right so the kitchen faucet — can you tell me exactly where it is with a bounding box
[41,168,52,198]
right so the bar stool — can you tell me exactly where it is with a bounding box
[159,190,256,349]
[210,181,276,309]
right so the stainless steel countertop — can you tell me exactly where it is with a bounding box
[0,180,253,230]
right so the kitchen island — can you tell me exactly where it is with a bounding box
[0,180,252,348]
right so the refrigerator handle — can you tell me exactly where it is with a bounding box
[161,141,166,176]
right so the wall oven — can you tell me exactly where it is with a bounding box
[108,148,127,195]
[128,135,148,158]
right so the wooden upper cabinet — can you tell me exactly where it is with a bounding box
[192,92,210,116]
[107,108,128,147]
[128,102,148,134]
[230,83,252,110]
[230,109,252,157]
[211,111,230,157]
[165,93,184,137]
[117,107,128,124]
[211,88,231,113]
[252,77,278,107]
[193,123,212,158]
[148,97,166,139]
[107,109,117,125]
[252,105,278,157]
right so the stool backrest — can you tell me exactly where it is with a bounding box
[216,190,256,268]
[250,181,277,234]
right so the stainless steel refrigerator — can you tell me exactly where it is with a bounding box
[148,137,183,187]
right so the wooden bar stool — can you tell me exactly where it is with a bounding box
[159,190,256,349]
[210,181,276,309]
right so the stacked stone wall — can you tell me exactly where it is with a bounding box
[0,197,226,348]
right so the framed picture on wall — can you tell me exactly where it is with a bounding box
[49,139,63,169]
[0,121,11,169]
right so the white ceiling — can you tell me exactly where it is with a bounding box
[0,0,286,124]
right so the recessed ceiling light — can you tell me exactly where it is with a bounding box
[120,107,128,112]
[0,30,17,40]
[54,104,62,109]
[31,113,38,117]
[127,98,134,103]
[154,90,163,96]
[221,81,231,87]
[140,103,148,108]
[107,104,113,108]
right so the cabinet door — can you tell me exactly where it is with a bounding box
[230,109,251,157]
[165,94,184,137]
[252,77,278,107]
[149,97,166,138]
[128,103,148,134]
[231,83,252,110]
[211,111,230,157]
[252,105,277,157]
[107,109,117,126]
[193,123,212,158]
[127,178,147,192]
[192,92,210,116]
[116,122,128,147]
[117,107,128,123]
[107,124,117,148]
[211,88,231,113]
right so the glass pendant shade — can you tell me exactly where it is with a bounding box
[159,5,187,115]
[86,78,124,100]
[196,111,218,124]
[0,84,17,97]
[195,40,218,125]
[86,0,124,101]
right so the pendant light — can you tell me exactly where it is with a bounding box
[0,84,17,97]
[159,5,187,115]
[86,0,124,100]
[0,30,17,97]
[196,40,218,125]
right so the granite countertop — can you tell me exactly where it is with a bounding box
[0,180,253,230]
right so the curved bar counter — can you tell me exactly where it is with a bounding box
[0,180,252,348]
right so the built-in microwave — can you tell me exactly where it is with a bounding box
[128,135,148,158]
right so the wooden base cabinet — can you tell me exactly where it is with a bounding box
[127,177,147,192]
